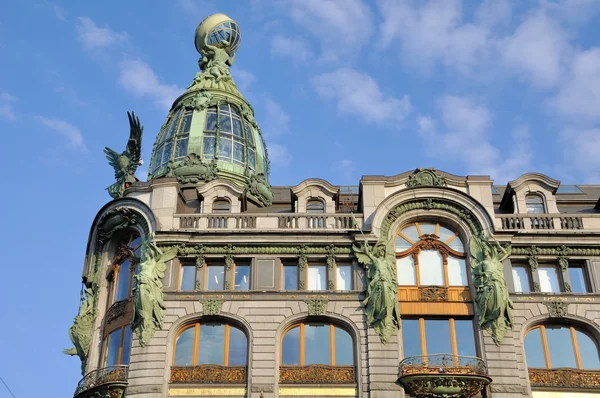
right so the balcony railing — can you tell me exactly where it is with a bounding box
[398,355,491,398]
[74,365,128,398]
[175,213,363,231]
[497,214,599,231]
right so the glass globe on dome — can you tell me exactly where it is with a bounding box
[206,21,240,56]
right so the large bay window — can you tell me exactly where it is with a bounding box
[109,234,142,304]
[103,325,132,366]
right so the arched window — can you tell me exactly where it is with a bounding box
[281,323,354,366]
[150,108,194,174]
[525,325,600,370]
[212,198,231,214]
[109,233,142,304]
[173,322,247,367]
[103,325,132,366]
[395,222,467,287]
[306,199,325,213]
[526,194,545,214]
[202,104,256,170]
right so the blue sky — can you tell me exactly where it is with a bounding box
[1,0,600,396]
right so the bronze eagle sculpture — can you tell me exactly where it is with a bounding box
[104,112,143,199]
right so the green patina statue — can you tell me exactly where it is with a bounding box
[132,233,177,345]
[354,237,401,344]
[470,233,514,344]
[64,279,96,375]
[104,112,143,199]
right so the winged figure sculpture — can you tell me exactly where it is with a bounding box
[104,112,143,199]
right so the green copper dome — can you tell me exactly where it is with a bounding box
[148,14,273,206]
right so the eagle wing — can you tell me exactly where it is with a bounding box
[126,111,143,166]
[104,147,125,180]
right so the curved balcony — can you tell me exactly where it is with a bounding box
[397,355,491,398]
[74,365,128,398]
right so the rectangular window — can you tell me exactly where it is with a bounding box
[418,250,444,286]
[336,264,352,291]
[308,264,327,291]
[568,265,590,293]
[179,263,196,291]
[512,265,532,293]
[205,265,225,291]
[283,264,298,290]
[538,265,561,293]
[401,318,476,358]
[105,328,122,366]
[234,263,250,291]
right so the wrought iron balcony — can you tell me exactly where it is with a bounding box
[397,354,491,398]
[74,365,128,398]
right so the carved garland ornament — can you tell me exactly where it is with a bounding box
[304,298,328,315]
[543,300,569,318]
[406,168,447,188]
[419,286,449,302]
[200,298,224,315]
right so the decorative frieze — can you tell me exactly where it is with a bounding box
[419,286,449,302]
[279,365,355,384]
[529,368,600,388]
[168,243,353,256]
[170,365,246,384]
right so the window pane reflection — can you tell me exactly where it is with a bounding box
[512,266,531,293]
[419,250,444,286]
[525,328,546,368]
[568,266,588,293]
[545,326,577,368]
[234,265,249,291]
[304,325,330,365]
[447,257,468,286]
[336,265,352,291]
[308,265,326,291]
[425,320,452,355]
[334,327,353,365]
[115,261,131,301]
[576,330,600,369]
[283,265,298,290]
[228,327,247,366]
[174,327,195,366]
[454,320,476,357]
[402,319,421,358]
[197,324,225,365]
[206,266,224,290]
[179,265,196,291]
[120,326,132,365]
[282,327,300,365]
[539,266,561,293]
[397,256,416,285]
[106,328,122,366]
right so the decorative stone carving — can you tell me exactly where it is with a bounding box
[406,168,447,188]
[200,298,224,315]
[103,112,143,199]
[470,234,513,345]
[279,365,355,384]
[170,243,353,256]
[171,365,246,384]
[558,245,569,272]
[544,300,569,318]
[305,298,327,315]
[533,281,541,292]
[181,90,213,111]
[297,245,308,272]
[527,245,539,271]
[168,153,218,184]
[353,237,401,344]
[132,233,178,345]
[401,376,489,398]
[246,173,273,206]
[419,286,449,302]
[96,208,142,245]
[529,368,600,388]
[326,244,337,271]
[564,282,572,292]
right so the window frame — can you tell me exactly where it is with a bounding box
[232,261,250,291]
[512,264,533,293]
[401,317,477,358]
[538,264,563,293]
[103,325,132,367]
[203,263,226,291]
[334,263,353,291]
[281,263,299,291]
[306,263,328,291]
[172,322,247,367]
[395,222,468,288]
[525,324,600,370]
[568,264,591,293]
[109,233,142,305]
[178,261,197,291]
[525,193,546,214]
[280,322,354,367]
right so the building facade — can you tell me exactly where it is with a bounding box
[66,13,600,398]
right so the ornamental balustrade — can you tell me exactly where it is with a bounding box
[176,213,362,231]
[74,365,128,398]
[497,214,597,230]
[399,354,488,377]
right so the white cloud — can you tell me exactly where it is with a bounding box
[312,68,411,124]
[50,3,67,21]
[500,12,570,87]
[552,48,600,120]
[261,98,290,137]
[560,127,600,182]
[271,35,312,63]
[76,17,128,50]
[233,68,256,91]
[283,0,373,60]
[34,115,87,152]
[0,91,16,120]
[118,59,182,110]
[268,143,291,167]
[418,96,530,182]
[377,0,490,73]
